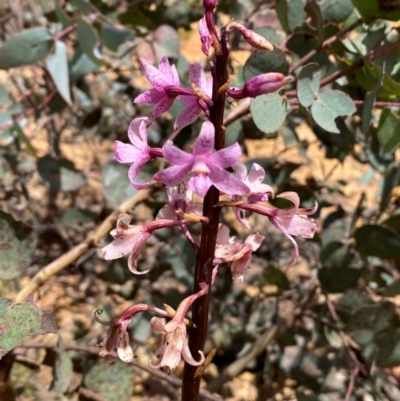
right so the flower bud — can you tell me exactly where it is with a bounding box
[226,22,274,51]
[203,0,218,10]
[227,73,292,99]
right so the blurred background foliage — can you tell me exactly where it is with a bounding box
[0,0,400,400]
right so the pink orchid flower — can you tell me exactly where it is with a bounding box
[154,121,249,197]
[102,213,184,274]
[214,225,264,281]
[150,283,208,374]
[96,304,169,362]
[134,56,192,118]
[198,17,212,56]
[239,192,318,265]
[114,117,162,189]
[232,162,274,229]
[175,63,213,130]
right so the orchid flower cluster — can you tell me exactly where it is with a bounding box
[96,0,317,377]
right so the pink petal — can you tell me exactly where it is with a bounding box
[231,252,251,281]
[127,234,151,275]
[140,57,171,90]
[155,164,193,186]
[152,96,175,118]
[189,63,206,91]
[158,56,173,80]
[174,103,202,130]
[248,163,265,183]
[188,173,213,197]
[134,88,164,105]
[209,168,249,196]
[127,158,152,189]
[193,121,215,156]
[245,232,265,251]
[114,142,142,164]
[284,214,317,238]
[178,94,197,106]
[117,331,135,362]
[234,207,250,229]
[209,142,242,168]
[171,64,180,86]
[162,140,193,165]
[156,204,177,220]
[181,342,205,366]
[271,217,300,266]
[216,224,230,245]
[232,161,247,181]
[127,117,150,148]
[101,233,139,260]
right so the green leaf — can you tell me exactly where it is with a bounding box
[69,0,93,15]
[100,24,134,52]
[52,339,73,393]
[319,241,355,268]
[0,211,38,280]
[0,296,57,359]
[318,0,354,22]
[0,28,53,69]
[101,161,140,208]
[353,225,400,258]
[377,109,400,153]
[13,123,37,157]
[76,17,104,65]
[311,90,356,133]
[69,48,98,84]
[382,214,400,237]
[352,0,400,21]
[250,93,289,134]
[84,359,134,401]
[37,156,86,192]
[287,0,307,31]
[305,1,324,41]
[118,6,153,29]
[46,41,72,105]
[253,27,285,46]
[243,47,289,81]
[265,266,290,290]
[319,267,363,293]
[276,0,289,33]
[54,4,71,28]
[297,63,321,107]
[362,65,383,135]
[380,163,400,213]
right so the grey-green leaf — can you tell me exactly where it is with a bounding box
[297,63,321,107]
[0,211,38,280]
[77,17,104,65]
[0,27,53,69]
[318,0,354,23]
[0,297,57,359]
[311,90,356,133]
[46,41,72,105]
[362,66,383,135]
[377,109,400,153]
[250,93,289,134]
[100,24,135,52]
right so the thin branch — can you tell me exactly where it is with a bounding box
[344,366,360,401]
[14,188,154,303]
[18,342,222,401]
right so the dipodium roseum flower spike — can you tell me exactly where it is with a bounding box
[102,213,187,274]
[154,120,249,197]
[227,73,292,100]
[114,117,163,189]
[239,192,318,265]
[150,283,209,374]
[214,224,264,281]
[231,162,274,228]
[175,63,213,130]
[226,21,274,51]
[134,56,192,118]
[96,304,169,362]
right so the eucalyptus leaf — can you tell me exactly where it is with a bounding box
[362,65,383,135]
[319,267,362,293]
[311,90,356,133]
[0,297,57,359]
[297,63,321,107]
[318,0,354,23]
[76,17,104,65]
[250,93,289,134]
[46,41,72,105]
[0,212,38,280]
[377,109,400,153]
[0,28,53,69]
[100,24,135,52]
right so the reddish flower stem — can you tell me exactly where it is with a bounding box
[181,28,230,401]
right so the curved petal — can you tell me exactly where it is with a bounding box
[231,252,251,281]
[127,117,150,148]
[127,156,151,188]
[117,331,135,362]
[284,214,317,238]
[155,164,193,186]
[245,232,265,251]
[271,216,299,266]
[150,317,168,333]
[156,204,177,220]
[193,121,215,156]
[234,207,250,229]
[174,103,202,130]
[232,161,247,181]
[209,168,249,196]
[101,233,139,260]
[114,142,142,164]
[127,232,151,274]
[209,142,242,168]
[216,224,230,245]
[188,173,213,197]
[248,163,266,183]
[162,140,193,165]
[158,56,173,80]
[277,191,300,209]
[181,342,205,366]
[170,64,180,86]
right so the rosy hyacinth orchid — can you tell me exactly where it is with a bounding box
[102,213,185,274]
[114,117,162,189]
[239,192,318,265]
[150,283,208,374]
[134,57,192,118]
[214,225,264,281]
[96,304,169,362]
[198,17,212,56]
[154,121,249,197]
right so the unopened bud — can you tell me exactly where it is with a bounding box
[203,0,218,10]
[227,73,292,99]
[226,22,274,51]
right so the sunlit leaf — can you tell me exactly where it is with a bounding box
[297,63,321,107]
